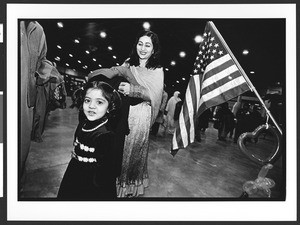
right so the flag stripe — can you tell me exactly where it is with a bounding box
[202,69,242,95]
[205,54,232,75]
[200,81,249,109]
[202,76,248,102]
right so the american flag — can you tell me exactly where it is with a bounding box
[171,21,250,155]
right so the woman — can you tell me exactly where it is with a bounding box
[89,30,164,197]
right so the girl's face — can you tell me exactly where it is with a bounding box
[83,88,109,121]
[136,35,154,61]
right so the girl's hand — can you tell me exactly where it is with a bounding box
[118,82,130,96]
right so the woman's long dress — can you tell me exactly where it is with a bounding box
[116,102,152,197]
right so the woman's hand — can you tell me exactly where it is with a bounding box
[118,82,130,96]
[121,58,130,68]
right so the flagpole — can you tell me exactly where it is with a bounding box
[209,21,282,135]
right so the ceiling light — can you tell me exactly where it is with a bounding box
[57,45,62,49]
[65,63,69,66]
[113,55,117,59]
[170,61,176,66]
[98,64,102,67]
[194,35,204,43]
[85,50,90,54]
[69,54,73,57]
[182,77,186,80]
[143,22,151,30]
[242,49,249,55]
[74,39,80,44]
[250,71,255,74]
[100,31,107,38]
[93,58,96,61]
[108,46,113,51]
[78,60,81,63]
[55,56,60,61]
[165,68,169,71]
[57,22,63,28]
[179,51,186,58]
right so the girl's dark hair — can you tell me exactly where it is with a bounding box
[127,30,161,69]
[81,80,122,118]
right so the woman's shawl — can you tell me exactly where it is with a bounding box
[88,66,164,125]
[88,66,139,85]
[130,66,164,125]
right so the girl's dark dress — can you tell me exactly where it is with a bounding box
[57,118,117,200]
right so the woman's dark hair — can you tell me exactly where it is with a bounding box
[80,80,122,118]
[127,30,161,69]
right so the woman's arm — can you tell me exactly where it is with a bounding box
[89,66,139,85]
[128,84,151,101]
[118,82,151,101]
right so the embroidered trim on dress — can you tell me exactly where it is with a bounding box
[74,138,95,152]
[82,119,108,132]
[71,151,97,163]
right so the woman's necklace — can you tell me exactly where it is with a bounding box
[82,119,108,132]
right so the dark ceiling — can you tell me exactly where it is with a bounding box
[34,18,285,96]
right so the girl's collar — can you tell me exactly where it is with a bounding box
[82,117,108,132]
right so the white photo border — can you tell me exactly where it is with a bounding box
[7,3,297,221]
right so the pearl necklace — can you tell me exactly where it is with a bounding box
[82,119,108,132]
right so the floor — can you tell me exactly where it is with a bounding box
[19,97,284,200]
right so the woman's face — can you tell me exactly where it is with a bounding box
[136,35,154,61]
[83,88,109,121]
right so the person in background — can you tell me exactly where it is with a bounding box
[233,103,252,143]
[31,60,66,143]
[90,30,164,197]
[230,96,242,139]
[214,102,235,141]
[249,105,264,132]
[165,91,181,134]
[20,21,65,193]
[195,108,213,142]
[57,80,122,200]
[151,84,168,136]
[232,96,242,117]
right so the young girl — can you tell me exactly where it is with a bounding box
[57,80,122,200]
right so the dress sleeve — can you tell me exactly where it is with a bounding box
[128,84,151,101]
[89,66,139,85]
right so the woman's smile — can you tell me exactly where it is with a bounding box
[136,36,153,61]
